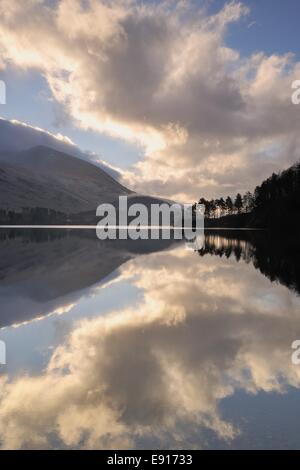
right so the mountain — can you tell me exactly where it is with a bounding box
[0,145,131,214]
[0,119,177,222]
[0,118,121,179]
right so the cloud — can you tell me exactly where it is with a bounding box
[1,239,300,449]
[1,0,300,200]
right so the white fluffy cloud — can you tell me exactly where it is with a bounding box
[1,0,300,200]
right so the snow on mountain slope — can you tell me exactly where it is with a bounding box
[0,146,131,213]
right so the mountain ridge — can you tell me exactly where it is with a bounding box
[0,118,121,179]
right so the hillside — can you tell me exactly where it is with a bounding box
[0,145,131,214]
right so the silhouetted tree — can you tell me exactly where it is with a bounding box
[243,191,254,213]
[234,193,243,214]
[225,196,233,215]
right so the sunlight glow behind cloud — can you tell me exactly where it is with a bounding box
[1,0,300,200]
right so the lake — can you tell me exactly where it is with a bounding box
[0,228,300,449]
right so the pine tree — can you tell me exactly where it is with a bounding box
[234,193,243,214]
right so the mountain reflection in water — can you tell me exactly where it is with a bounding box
[0,229,300,450]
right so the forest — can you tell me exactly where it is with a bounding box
[196,161,300,230]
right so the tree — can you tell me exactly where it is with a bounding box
[209,199,217,218]
[234,193,243,214]
[243,191,254,213]
[225,196,233,215]
[219,197,226,217]
[199,198,210,218]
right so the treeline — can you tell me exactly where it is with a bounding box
[0,207,70,224]
[196,161,300,226]
[253,162,300,211]
[196,192,254,219]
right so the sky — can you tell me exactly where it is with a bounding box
[0,0,300,201]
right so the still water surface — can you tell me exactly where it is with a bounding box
[0,229,300,449]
